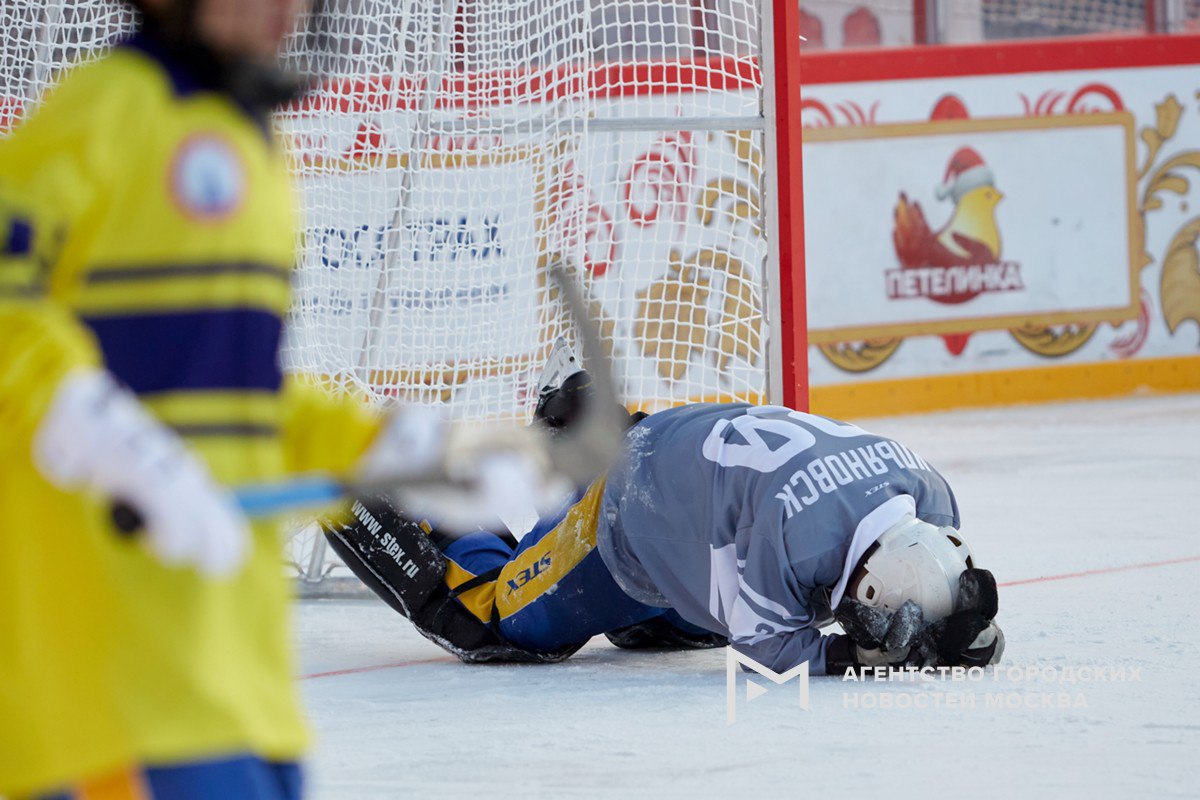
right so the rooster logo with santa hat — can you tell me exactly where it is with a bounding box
[889,147,1024,305]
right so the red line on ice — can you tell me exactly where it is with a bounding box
[303,556,1200,680]
[999,554,1200,588]
[302,656,458,680]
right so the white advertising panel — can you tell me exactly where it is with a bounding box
[800,61,1200,386]
[804,114,1138,341]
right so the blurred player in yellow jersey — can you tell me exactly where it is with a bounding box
[0,1,555,797]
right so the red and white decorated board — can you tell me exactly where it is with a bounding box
[799,36,1200,411]
[805,113,1138,341]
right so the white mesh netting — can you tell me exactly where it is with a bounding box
[277,0,771,586]
[275,1,768,425]
[3,1,774,590]
[0,0,133,128]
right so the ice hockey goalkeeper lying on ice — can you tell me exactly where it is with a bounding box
[324,373,1006,677]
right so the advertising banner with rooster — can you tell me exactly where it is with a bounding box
[801,41,1200,409]
[804,114,1138,342]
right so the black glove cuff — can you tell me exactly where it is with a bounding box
[824,635,861,677]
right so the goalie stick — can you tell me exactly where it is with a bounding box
[112,264,627,528]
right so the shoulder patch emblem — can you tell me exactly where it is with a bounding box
[170,135,246,220]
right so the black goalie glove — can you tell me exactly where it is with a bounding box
[605,616,728,650]
[534,370,595,432]
[827,568,1005,675]
[827,599,936,674]
[534,370,645,436]
[924,568,1004,667]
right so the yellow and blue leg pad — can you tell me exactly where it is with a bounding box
[39,756,301,800]
[441,479,666,653]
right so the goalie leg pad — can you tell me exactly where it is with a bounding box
[321,497,446,619]
[320,495,578,663]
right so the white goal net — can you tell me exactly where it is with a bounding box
[276,0,770,420]
[3,0,779,591]
[280,0,774,588]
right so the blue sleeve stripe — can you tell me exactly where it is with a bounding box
[3,218,32,255]
[85,261,291,285]
[82,308,283,395]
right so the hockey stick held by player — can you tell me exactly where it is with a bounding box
[355,310,629,534]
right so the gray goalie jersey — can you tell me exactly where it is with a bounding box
[597,403,960,674]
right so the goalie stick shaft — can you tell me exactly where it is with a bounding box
[111,470,467,529]
[113,265,626,528]
[541,262,628,486]
[234,472,454,518]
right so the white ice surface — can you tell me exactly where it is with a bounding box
[296,394,1200,799]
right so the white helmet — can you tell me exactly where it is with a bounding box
[849,517,974,623]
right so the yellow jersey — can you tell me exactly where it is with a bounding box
[0,35,380,795]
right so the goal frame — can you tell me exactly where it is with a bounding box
[762,0,809,410]
[291,0,811,589]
